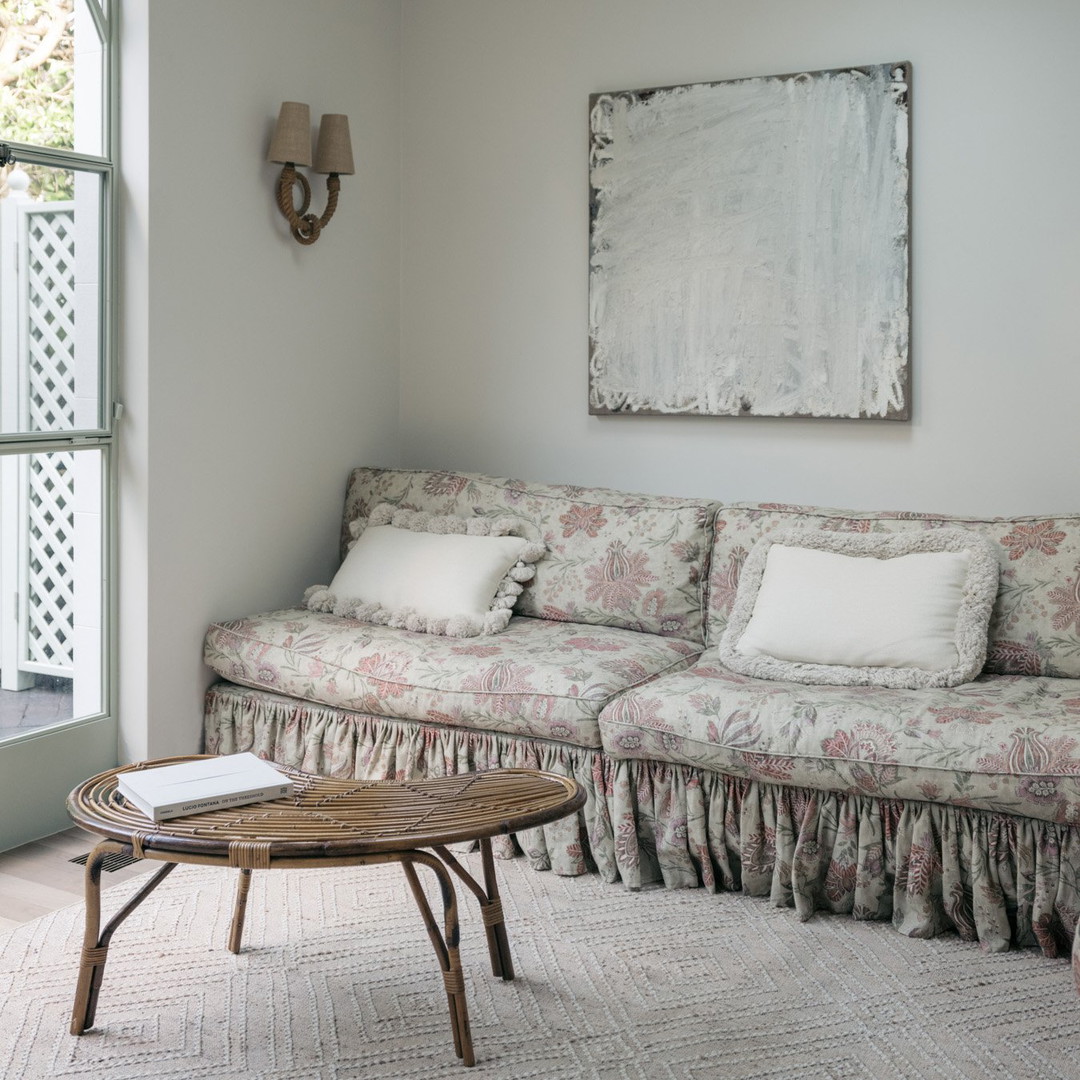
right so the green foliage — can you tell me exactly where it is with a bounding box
[0,0,75,200]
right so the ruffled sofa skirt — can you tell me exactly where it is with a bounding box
[204,683,1080,992]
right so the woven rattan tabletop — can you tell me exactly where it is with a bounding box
[67,758,586,861]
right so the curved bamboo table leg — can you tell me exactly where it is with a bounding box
[479,839,513,981]
[228,869,253,954]
[433,840,514,981]
[399,851,474,1068]
[71,841,176,1035]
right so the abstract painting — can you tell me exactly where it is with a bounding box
[588,63,911,419]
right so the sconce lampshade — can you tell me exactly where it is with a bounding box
[268,101,312,166]
[313,114,354,175]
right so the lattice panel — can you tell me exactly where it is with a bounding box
[25,211,75,431]
[15,207,78,674]
[26,452,74,669]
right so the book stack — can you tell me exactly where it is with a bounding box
[117,752,294,822]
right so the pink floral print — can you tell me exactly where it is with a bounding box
[563,637,622,652]
[822,723,898,763]
[1048,571,1080,633]
[422,472,468,496]
[460,659,539,713]
[353,652,409,698]
[708,548,747,618]
[897,833,942,897]
[1000,520,1067,560]
[976,727,1080,776]
[559,504,608,538]
[987,637,1046,676]
[584,541,658,612]
[927,705,1001,725]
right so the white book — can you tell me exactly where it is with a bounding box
[117,752,294,822]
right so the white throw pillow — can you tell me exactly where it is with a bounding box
[333,526,526,619]
[304,505,546,637]
[718,528,1000,688]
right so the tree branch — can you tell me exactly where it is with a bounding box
[0,2,71,89]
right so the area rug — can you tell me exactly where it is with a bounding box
[1,856,1077,1080]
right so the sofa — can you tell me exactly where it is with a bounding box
[202,467,1080,992]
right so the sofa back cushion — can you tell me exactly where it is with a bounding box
[343,468,719,643]
[706,504,1080,678]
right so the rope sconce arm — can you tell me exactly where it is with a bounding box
[275,165,342,246]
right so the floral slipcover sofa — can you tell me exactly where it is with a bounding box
[203,467,1080,991]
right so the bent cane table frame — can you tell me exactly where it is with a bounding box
[66,760,585,1067]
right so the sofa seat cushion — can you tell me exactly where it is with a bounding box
[598,658,1080,823]
[205,609,701,749]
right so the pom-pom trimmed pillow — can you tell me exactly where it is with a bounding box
[718,527,1000,688]
[304,504,546,637]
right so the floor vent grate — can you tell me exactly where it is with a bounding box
[69,851,142,872]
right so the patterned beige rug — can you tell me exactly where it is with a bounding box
[1,855,1076,1079]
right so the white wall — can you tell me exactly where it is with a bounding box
[120,0,401,759]
[399,0,1080,514]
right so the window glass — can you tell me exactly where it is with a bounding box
[0,163,101,434]
[0,0,109,749]
[0,446,103,737]
[0,0,105,158]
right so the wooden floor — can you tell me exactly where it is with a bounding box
[0,827,155,933]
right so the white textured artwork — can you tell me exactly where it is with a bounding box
[588,63,911,419]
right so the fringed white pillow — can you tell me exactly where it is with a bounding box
[304,504,546,637]
[718,527,1000,688]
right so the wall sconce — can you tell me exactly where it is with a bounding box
[268,101,354,245]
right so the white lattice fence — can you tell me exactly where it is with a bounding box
[24,209,76,673]
[25,452,74,670]
[25,211,76,432]
[0,202,77,680]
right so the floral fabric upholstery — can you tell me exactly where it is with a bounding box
[201,474,1080,993]
[706,503,1080,678]
[204,683,611,877]
[342,468,719,643]
[204,607,701,749]
[605,759,1080,962]
[599,657,1080,824]
[203,683,1080,976]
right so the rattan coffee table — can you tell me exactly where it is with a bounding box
[66,758,585,1067]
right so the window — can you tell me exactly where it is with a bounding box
[0,0,114,747]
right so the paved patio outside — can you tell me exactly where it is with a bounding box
[0,676,74,740]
